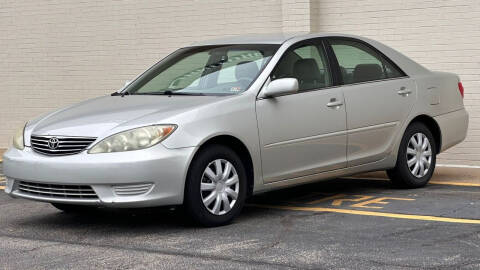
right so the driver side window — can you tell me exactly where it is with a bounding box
[271,43,332,91]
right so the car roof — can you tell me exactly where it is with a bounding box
[191,32,345,46]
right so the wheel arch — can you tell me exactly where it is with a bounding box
[188,135,255,198]
[408,114,442,153]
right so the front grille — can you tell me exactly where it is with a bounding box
[18,181,98,199]
[31,135,97,156]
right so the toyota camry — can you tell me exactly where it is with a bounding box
[3,33,469,226]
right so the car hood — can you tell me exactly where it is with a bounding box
[28,95,227,139]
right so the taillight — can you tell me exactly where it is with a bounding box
[458,82,464,98]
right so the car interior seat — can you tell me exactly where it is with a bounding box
[352,63,384,83]
[235,61,259,82]
[293,58,325,90]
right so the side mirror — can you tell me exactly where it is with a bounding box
[262,78,299,98]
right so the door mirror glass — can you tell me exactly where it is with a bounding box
[263,78,299,98]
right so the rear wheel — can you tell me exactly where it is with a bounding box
[387,122,436,188]
[51,203,95,213]
[184,145,247,227]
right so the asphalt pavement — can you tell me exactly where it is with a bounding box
[0,164,479,269]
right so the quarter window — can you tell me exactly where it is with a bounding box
[329,39,404,84]
[271,43,332,91]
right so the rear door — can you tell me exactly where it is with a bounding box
[256,39,347,183]
[326,38,416,167]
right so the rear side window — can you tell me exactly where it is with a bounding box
[271,43,332,91]
[329,39,404,84]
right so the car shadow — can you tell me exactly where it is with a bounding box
[250,177,397,205]
[12,177,397,232]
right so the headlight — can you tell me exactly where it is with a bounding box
[88,125,176,154]
[13,123,26,150]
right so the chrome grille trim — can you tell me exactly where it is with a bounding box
[18,181,98,200]
[114,183,153,196]
[31,135,97,156]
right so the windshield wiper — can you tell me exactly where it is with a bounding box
[132,91,205,96]
[111,91,130,97]
[164,90,205,96]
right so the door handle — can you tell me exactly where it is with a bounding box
[327,98,343,108]
[397,87,412,96]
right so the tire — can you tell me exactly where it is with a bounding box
[387,122,437,188]
[51,203,95,213]
[184,144,247,227]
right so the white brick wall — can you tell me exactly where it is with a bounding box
[0,0,283,147]
[1,0,479,166]
[311,0,480,166]
[282,0,311,32]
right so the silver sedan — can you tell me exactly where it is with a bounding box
[3,33,468,226]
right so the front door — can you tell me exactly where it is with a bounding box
[256,40,347,183]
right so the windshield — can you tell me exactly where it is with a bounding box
[125,44,279,96]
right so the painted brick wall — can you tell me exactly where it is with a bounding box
[1,0,479,166]
[281,0,311,32]
[311,0,480,166]
[0,0,282,147]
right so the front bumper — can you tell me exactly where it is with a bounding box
[3,144,196,207]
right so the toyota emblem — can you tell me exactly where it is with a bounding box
[48,137,60,149]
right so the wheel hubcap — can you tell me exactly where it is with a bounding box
[200,159,239,215]
[406,133,432,178]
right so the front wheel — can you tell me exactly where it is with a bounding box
[184,145,247,227]
[387,122,437,188]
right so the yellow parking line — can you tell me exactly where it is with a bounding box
[251,204,480,224]
[307,194,346,205]
[430,181,480,187]
[342,177,480,187]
